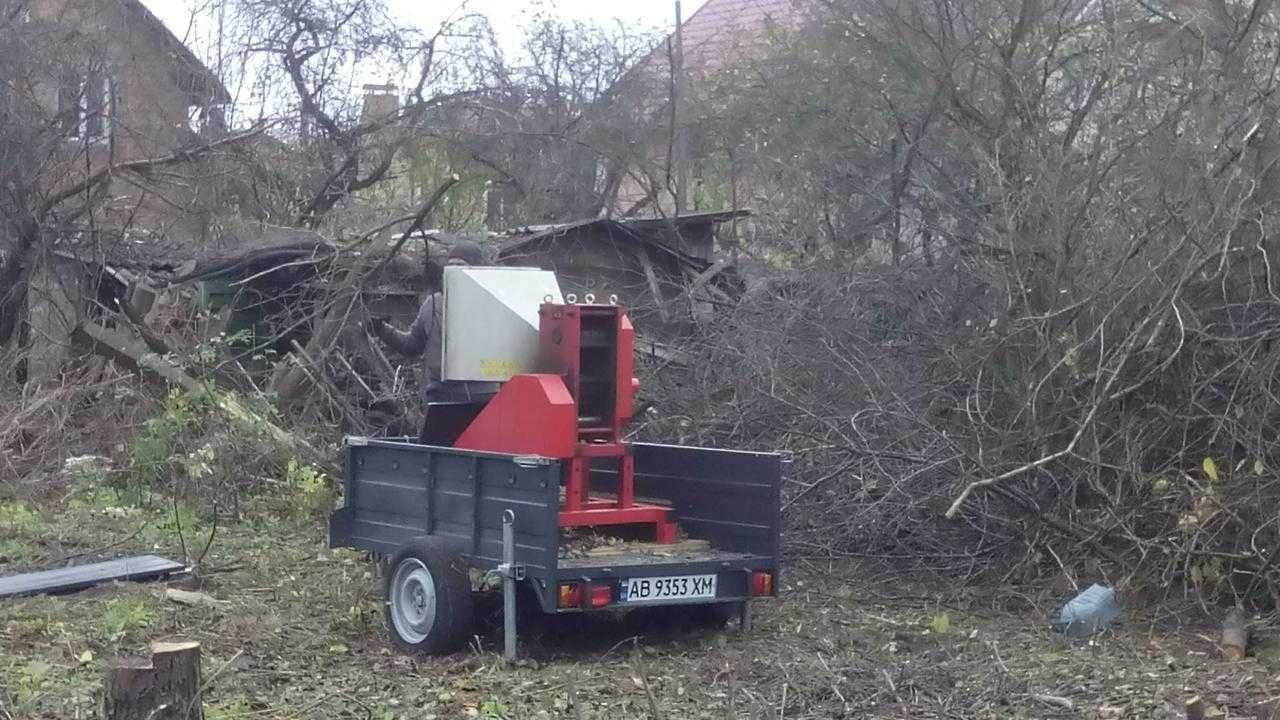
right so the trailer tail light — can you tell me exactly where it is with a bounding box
[588,584,613,608]
[558,583,583,608]
[750,571,774,597]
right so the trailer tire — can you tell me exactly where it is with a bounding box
[384,540,474,655]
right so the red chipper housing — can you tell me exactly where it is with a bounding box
[455,300,677,543]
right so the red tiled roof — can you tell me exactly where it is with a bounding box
[632,0,807,82]
[684,0,802,61]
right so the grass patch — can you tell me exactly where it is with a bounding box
[100,597,154,642]
[0,501,42,563]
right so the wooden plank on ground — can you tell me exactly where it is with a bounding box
[0,555,185,599]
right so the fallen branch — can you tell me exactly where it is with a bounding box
[74,322,311,456]
[945,341,1134,519]
[272,175,459,411]
[1031,694,1075,711]
[636,251,671,323]
[114,296,172,358]
[73,322,199,392]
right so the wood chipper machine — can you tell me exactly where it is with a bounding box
[330,267,782,656]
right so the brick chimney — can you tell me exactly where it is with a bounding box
[361,84,400,124]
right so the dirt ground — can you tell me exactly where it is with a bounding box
[3,488,1280,720]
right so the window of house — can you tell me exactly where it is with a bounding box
[187,105,206,133]
[58,65,116,144]
[187,103,228,135]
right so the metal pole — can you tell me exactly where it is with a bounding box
[672,0,687,213]
[501,509,517,662]
[740,599,753,633]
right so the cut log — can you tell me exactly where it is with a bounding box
[1222,606,1248,661]
[1031,694,1075,711]
[103,640,203,720]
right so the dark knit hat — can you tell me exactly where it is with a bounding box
[446,242,485,266]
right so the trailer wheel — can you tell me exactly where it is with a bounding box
[384,541,474,655]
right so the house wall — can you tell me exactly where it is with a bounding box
[9,0,220,382]
[15,0,227,252]
[22,0,215,246]
[28,0,200,160]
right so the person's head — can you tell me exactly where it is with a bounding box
[446,242,484,267]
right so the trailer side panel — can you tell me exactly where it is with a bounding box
[592,443,782,558]
[329,439,561,575]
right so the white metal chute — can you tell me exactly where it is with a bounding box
[441,266,563,382]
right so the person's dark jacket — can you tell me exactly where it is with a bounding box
[374,292,497,403]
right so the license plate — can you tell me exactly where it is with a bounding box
[618,574,716,603]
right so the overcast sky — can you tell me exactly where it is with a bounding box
[141,0,710,57]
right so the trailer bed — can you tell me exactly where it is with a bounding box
[558,550,754,569]
[331,437,782,614]
[558,535,754,568]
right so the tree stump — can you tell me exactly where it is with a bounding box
[1221,607,1249,661]
[102,640,203,720]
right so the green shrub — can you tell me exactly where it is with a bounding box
[100,597,153,642]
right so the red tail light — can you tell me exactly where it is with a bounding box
[558,583,583,608]
[589,583,614,608]
[751,571,774,597]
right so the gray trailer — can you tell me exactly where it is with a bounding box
[329,436,783,655]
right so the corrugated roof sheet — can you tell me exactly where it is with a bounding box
[495,209,750,267]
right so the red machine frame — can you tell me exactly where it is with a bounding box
[454,301,677,543]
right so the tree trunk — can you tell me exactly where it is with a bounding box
[0,221,38,348]
[102,640,203,720]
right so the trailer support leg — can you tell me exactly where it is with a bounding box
[501,510,518,663]
[739,600,752,633]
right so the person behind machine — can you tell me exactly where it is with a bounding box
[368,242,498,443]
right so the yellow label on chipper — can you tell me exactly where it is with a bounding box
[479,358,525,379]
